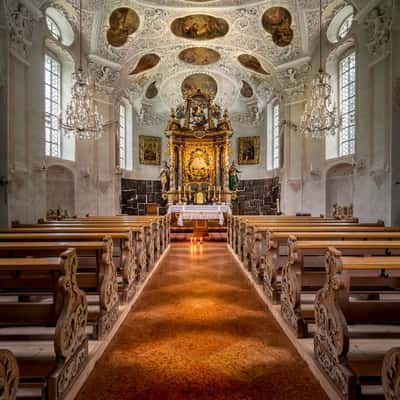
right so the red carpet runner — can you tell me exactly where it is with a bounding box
[77,243,328,400]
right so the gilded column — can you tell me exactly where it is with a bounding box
[169,138,176,191]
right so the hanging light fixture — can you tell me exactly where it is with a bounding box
[61,0,104,140]
[299,0,341,139]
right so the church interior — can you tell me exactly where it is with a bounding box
[1,0,400,399]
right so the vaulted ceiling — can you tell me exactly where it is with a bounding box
[42,0,354,119]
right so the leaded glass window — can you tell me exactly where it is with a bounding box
[45,54,61,157]
[119,104,127,169]
[272,103,280,169]
[339,52,356,156]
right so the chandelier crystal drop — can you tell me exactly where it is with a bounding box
[61,0,104,140]
[299,0,341,139]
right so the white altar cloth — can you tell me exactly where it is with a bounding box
[168,205,231,227]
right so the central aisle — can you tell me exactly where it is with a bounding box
[77,243,328,400]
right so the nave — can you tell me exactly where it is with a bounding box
[76,242,328,400]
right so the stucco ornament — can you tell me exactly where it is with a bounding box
[88,61,121,95]
[364,0,393,62]
[4,0,35,63]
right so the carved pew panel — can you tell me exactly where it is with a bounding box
[0,240,118,340]
[314,249,400,400]
[0,250,88,400]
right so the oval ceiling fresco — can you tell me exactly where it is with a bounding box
[181,73,218,97]
[238,54,269,75]
[145,81,158,99]
[262,7,293,47]
[106,8,140,47]
[171,15,229,40]
[179,47,221,65]
[129,54,160,75]
[240,81,254,98]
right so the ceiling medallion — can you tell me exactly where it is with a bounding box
[106,8,140,47]
[179,47,221,66]
[129,54,160,75]
[238,54,269,75]
[262,7,293,47]
[171,15,229,40]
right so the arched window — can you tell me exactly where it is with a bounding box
[119,103,127,169]
[337,14,353,40]
[339,51,356,156]
[118,101,133,170]
[44,53,61,158]
[46,16,61,41]
[267,101,280,171]
[272,103,280,169]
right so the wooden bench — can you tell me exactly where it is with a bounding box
[0,232,136,303]
[0,239,118,340]
[281,238,400,337]
[0,349,19,400]
[314,249,400,400]
[1,226,151,283]
[241,223,388,278]
[264,230,400,303]
[0,250,88,400]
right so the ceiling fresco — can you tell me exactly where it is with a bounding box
[129,53,160,75]
[262,7,294,47]
[106,8,140,48]
[42,0,346,122]
[179,47,221,66]
[181,73,218,97]
[238,54,270,75]
[171,15,229,40]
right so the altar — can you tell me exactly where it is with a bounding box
[161,82,238,206]
[168,204,231,227]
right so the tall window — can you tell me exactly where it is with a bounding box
[44,54,61,157]
[339,51,356,156]
[272,103,280,169]
[119,104,127,169]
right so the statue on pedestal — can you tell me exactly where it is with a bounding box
[160,161,170,192]
[229,160,241,191]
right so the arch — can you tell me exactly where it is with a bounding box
[325,162,354,216]
[46,165,75,215]
[45,7,75,47]
[327,5,354,44]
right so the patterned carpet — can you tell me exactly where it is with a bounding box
[77,243,329,400]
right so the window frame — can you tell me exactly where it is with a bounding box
[338,49,356,157]
[46,15,61,41]
[337,14,353,41]
[44,52,62,158]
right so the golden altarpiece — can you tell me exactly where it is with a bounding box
[164,88,234,205]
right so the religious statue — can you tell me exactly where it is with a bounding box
[160,161,170,192]
[229,161,241,191]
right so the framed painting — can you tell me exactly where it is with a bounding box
[238,136,260,165]
[139,135,161,165]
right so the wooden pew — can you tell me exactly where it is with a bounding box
[314,249,400,400]
[0,232,136,303]
[0,239,118,340]
[264,230,400,303]
[0,250,88,400]
[241,222,388,277]
[1,226,150,282]
[0,349,19,400]
[281,237,400,337]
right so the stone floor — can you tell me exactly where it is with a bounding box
[76,242,329,400]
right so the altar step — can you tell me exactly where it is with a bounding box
[171,232,227,242]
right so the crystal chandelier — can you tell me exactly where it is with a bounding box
[61,0,104,140]
[299,0,341,139]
